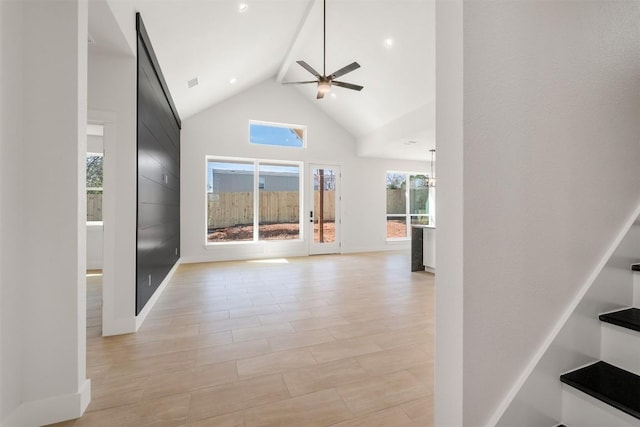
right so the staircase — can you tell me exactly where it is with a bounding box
[559,265,640,426]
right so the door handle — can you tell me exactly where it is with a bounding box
[310,211,313,223]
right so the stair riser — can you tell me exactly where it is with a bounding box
[601,323,640,376]
[562,386,640,427]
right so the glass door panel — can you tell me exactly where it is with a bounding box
[309,165,340,255]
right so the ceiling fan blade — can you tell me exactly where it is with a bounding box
[332,80,364,91]
[316,90,326,99]
[329,62,360,79]
[282,81,318,85]
[297,61,321,78]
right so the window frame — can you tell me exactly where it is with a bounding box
[205,156,304,245]
[248,120,307,149]
[385,170,431,241]
[86,151,104,224]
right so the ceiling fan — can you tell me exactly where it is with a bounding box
[283,0,363,99]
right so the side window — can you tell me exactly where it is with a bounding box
[386,171,432,239]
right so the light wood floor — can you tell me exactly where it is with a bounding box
[50,251,434,427]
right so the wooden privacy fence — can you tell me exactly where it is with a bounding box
[208,191,336,229]
[386,189,406,214]
[87,193,102,221]
[314,190,335,222]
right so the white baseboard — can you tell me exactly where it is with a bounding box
[101,315,136,336]
[2,379,91,427]
[135,259,180,330]
[102,259,181,336]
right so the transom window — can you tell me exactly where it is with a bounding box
[249,120,306,148]
[207,158,303,243]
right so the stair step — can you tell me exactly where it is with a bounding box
[560,361,640,420]
[600,308,640,333]
[632,264,640,272]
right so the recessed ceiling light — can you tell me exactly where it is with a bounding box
[238,3,249,13]
[330,92,337,99]
[384,38,394,48]
[229,77,238,84]
[187,77,199,88]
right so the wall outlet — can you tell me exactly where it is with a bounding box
[148,274,151,287]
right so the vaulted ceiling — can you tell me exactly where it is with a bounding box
[89,0,435,161]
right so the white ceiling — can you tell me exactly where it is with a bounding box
[90,0,435,161]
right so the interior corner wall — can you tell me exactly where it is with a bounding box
[180,79,428,263]
[88,51,137,335]
[458,1,640,426]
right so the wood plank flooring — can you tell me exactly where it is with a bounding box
[49,251,434,427]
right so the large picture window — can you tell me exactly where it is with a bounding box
[386,171,430,239]
[207,158,302,243]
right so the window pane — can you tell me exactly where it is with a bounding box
[411,215,429,226]
[386,173,406,215]
[314,168,337,244]
[386,216,408,239]
[87,154,103,221]
[207,160,254,242]
[250,122,305,148]
[258,163,300,240]
[409,174,429,215]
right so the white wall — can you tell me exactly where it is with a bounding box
[1,1,91,425]
[435,1,640,426]
[0,0,24,421]
[86,223,103,270]
[88,50,137,335]
[181,79,428,263]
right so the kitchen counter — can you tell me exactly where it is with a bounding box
[411,225,436,272]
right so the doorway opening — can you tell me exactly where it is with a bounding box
[86,123,104,337]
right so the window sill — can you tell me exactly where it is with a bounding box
[386,238,410,244]
[205,239,304,248]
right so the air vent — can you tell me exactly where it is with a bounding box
[187,77,199,88]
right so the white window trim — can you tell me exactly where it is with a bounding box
[385,170,431,241]
[205,155,304,246]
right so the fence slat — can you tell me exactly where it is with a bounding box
[208,191,336,229]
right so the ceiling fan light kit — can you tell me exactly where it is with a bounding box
[283,0,363,99]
